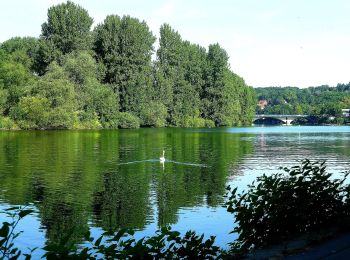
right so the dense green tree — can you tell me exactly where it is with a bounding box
[11,96,49,129]
[155,24,183,112]
[0,60,35,114]
[41,1,93,54]
[156,24,207,126]
[94,15,122,86]
[94,15,156,116]
[240,85,256,125]
[35,1,93,74]
[0,2,256,129]
[92,84,119,128]
[62,51,102,111]
[0,86,8,115]
[203,43,253,126]
[62,51,118,128]
[0,37,37,54]
[33,39,62,75]
[202,44,228,125]
[0,37,39,71]
[13,62,77,129]
[320,102,342,117]
[139,101,167,127]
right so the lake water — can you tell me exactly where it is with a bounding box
[0,126,350,256]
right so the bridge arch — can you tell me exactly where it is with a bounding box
[253,117,286,125]
[253,114,307,125]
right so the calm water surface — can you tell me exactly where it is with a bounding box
[0,126,349,256]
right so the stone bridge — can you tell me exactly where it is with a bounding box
[254,114,308,125]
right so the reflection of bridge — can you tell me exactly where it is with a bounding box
[254,114,308,125]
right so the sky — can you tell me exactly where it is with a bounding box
[1,0,350,88]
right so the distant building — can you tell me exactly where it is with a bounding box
[342,109,350,117]
[258,100,268,110]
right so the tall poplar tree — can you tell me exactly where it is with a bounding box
[94,15,156,115]
[35,1,93,74]
[202,43,229,125]
[202,43,255,126]
[156,24,205,126]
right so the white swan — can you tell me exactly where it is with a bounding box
[160,150,165,163]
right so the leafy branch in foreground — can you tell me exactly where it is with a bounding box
[1,211,221,259]
[44,227,221,259]
[226,159,350,254]
[0,206,35,260]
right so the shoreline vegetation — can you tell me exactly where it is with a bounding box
[0,1,255,131]
[1,160,350,259]
[255,86,350,125]
[1,1,348,130]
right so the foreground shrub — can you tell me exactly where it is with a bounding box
[226,160,350,253]
[0,208,221,259]
[0,206,35,259]
[118,112,140,129]
[43,228,221,259]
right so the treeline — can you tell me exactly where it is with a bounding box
[256,84,350,117]
[0,1,255,130]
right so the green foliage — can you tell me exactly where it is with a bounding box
[94,15,156,114]
[33,39,61,76]
[0,88,8,114]
[155,25,255,127]
[118,112,140,129]
[10,96,49,129]
[0,60,34,114]
[178,116,214,128]
[90,84,119,129]
[0,116,18,130]
[256,85,350,124]
[201,44,256,126]
[226,160,350,254]
[41,1,93,55]
[204,119,216,128]
[1,210,221,259]
[156,24,203,125]
[139,101,167,127]
[0,2,255,129]
[74,111,102,129]
[21,62,77,129]
[62,51,99,85]
[34,1,93,75]
[0,37,39,71]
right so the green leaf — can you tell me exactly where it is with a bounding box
[113,229,127,241]
[18,209,34,218]
[5,207,20,211]
[0,222,10,237]
[94,235,103,247]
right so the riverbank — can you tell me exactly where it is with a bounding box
[247,228,350,259]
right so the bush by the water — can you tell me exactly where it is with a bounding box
[0,116,18,130]
[180,116,215,128]
[226,159,350,253]
[117,112,140,129]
